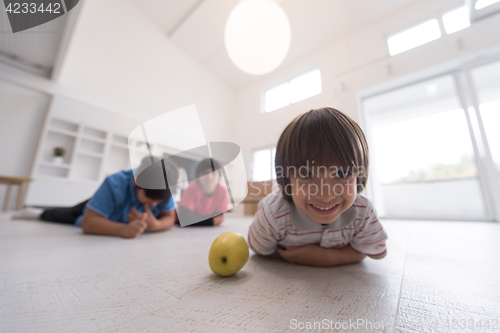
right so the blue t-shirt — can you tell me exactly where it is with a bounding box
[75,170,175,226]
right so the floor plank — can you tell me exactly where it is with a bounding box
[0,213,498,333]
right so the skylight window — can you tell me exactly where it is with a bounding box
[290,69,322,104]
[387,19,442,56]
[442,7,470,34]
[265,82,290,112]
[263,68,322,113]
[475,0,500,10]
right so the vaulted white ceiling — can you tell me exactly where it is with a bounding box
[130,0,423,90]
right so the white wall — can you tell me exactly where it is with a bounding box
[0,80,50,210]
[57,0,235,143]
[233,0,500,176]
[0,0,236,209]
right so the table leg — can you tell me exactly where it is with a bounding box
[3,184,12,212]
[16,183,26,211]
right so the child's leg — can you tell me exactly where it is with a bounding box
[40,200,89,225]
[12,207,43,220]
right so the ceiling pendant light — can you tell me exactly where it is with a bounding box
[224,0,291,75]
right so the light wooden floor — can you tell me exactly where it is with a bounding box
[0,213,499,333]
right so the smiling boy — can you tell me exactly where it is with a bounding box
[248,107,388,266]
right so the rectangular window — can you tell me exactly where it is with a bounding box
[265,82,290,113]
[264,68,321,113]
[289,69,322,104]
[252,148,276,181]
[387,19,441,56]
[442,7,470,34]
[475,0,500,10]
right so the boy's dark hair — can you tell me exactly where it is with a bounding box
[275,107,370,201]
[195,158,222,178]
[138,158,179,202]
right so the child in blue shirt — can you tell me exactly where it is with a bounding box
[16,160,179,238]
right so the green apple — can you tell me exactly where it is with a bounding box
[209,232,249,276]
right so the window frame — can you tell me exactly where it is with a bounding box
[251,146,276,182]
[358,55,500,222]
[261,67,322,114]
[441,6,471,35]
[386,18,442,56]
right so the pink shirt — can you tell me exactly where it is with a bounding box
[179,181,228,217]
[248,191,387,259]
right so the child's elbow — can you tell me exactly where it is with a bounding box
[80,220,90,234]
[80,215,94,234]
[367,251,387,260]
[357,253,367,263]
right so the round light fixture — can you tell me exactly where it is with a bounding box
[224,0,291,75]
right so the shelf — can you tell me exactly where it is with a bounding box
[81,135,107,143]
[72,153,102,181]
[112,134,128,146]
[39,161,71,169]
[37,165,70,178]
[50,118,79,133]
[29,97,149,207]
[78,151,104,158]
[43,131,76,164]
[111,141,129,149]
[83,126,107,140]
[79,138,105,154]
[105,145,130,174]
[35,175,98,184]
[47,127,78,138]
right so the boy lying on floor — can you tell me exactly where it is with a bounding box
[14,159,179,239]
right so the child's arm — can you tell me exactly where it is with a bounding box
[176,205,223,226]
[213,213,224,226]
[349,203,388,260]
[143,205,176,231]
[276,244,366,267]
[81,209,147,238]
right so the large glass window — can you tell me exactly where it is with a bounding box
[362,74,487,220]
[471,60,500,184]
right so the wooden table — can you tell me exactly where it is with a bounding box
[0,175,33,212]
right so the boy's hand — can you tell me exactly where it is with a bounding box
[128,206,159,231]
[121,213,147,238]
[277,244,323,265]
[143,204,160,231]
[127,207,142,223]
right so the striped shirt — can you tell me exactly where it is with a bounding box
[248,191,387,259]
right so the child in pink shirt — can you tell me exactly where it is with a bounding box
[178,158,228,226]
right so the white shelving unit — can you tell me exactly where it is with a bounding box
[26,96,143,207]
[25,96,204,207]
